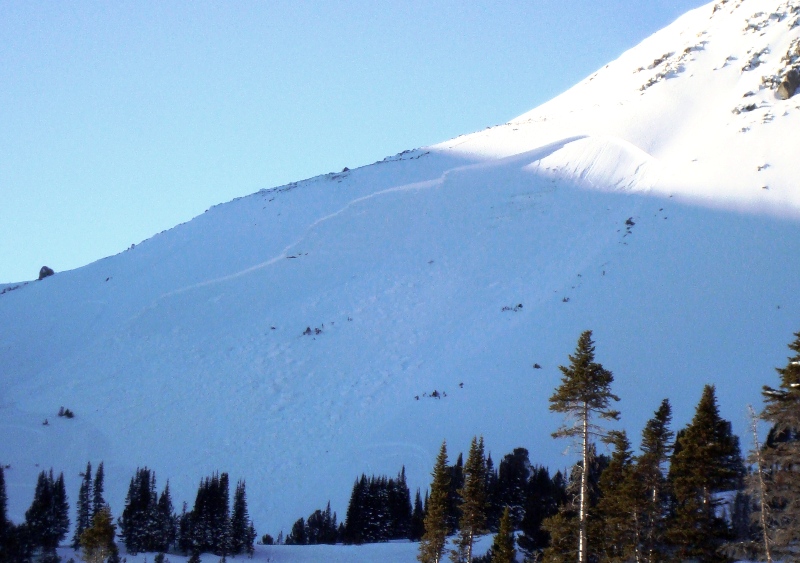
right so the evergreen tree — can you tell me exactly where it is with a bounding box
[177,502,192,555]
[541,509,577,563]
[542,446,608,563]
[344,475,368,544]
[634,399,673,563]
[0,466,9,548]
[92,462,105,518]
[451,436,488,563]
[216,472,232,556]
[72,462,92,549]
[517,465,562,556]
[25,469,70,559]
[342,470,412,544]
[389,467,413,539]
[0,467,26,562]
[549,330,620,563]
[419,441,451,563]
[305,505,338,545]
[324,501,338,544]
[758,330,800,557]
[185,472,232,556]
[156,481,177,552]
[1,522,34,563]
[230,479,255,554]
[247,521,257,554]
[364,476,390,541]
[80,506,116,563]
[118,467,159,554]
[666,384,744,562]
[483,454,498,531]
[495,448,530,527]
[447,453,464,533]
[410,489,426,541]
[594,430,637,563]
[286,517,306,545]
[490,506,515,563]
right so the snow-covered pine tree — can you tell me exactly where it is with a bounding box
[184,472,233,556]
[418,441,451,563]
[25,469,70,559]
[549,330,620,563]
[496,448,530,527]
[156,480,176,552]
[118,467,159,554]
[216,472,231,556]
[451,436,487,563]
[246,520,257,556]
[374,479,388,540]
[230,479,255,554]
[72,461,92,549]
[666,384,744,562]
[758,330,800,557]
[341,470,411,543]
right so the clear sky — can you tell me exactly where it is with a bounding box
[0,0,705,283]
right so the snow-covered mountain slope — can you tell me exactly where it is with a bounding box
[2,0,800,541]
[441,0,800,215]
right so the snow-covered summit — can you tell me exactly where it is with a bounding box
[2,0,800,542]
[439,0,800,214]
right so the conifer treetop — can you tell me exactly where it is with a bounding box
[639,398,674,464]
[763,330,800,429]
[549,330,620,440]
[490,506,516,563]
[419,441,451,563]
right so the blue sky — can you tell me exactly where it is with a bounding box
[0,0,704,283]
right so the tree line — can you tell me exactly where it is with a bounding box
[0,464,255,562]
[415,329,799,563]
[279,450,568,550]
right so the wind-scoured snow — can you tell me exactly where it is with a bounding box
[1,0,800,556]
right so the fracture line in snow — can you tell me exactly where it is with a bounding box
[153,178,445,301]
[147,140,596,305]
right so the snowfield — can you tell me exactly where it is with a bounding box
[2,0,800,561]
[55,537,491,563]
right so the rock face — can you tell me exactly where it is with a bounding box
[38,266,54,280]
[777,68,800,100]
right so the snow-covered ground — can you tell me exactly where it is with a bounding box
[2,0,800,559]
[56,537,491,563]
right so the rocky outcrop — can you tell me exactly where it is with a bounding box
[776,68,800,99]
[38,266,54,280]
